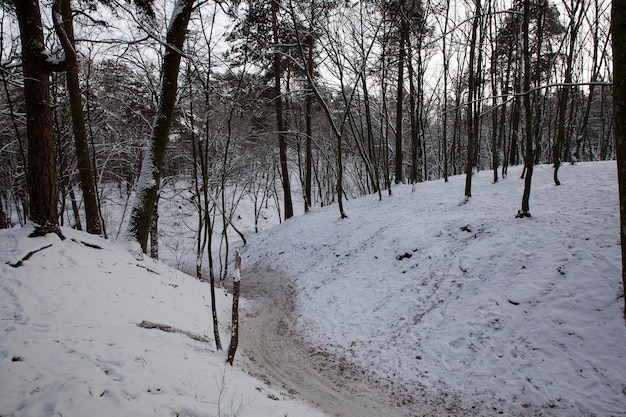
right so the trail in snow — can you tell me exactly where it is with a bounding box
[234,163,625,417]
[238,267,421,416]
[236,267,523,417]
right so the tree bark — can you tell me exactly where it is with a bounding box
[554,1,581,185]
[14,0,76,238]
[442,0,450,182]
[394,5,406,184]
[304,0,315,211]
[409,34,419,184]
[60,0,103,235]
[488,0,499,183]
[125,0,195,254]
[518,0,533,217]
[149,195,159,260]
[0,196,9,229]
[226,250,241,365]
[271,0,294,220]
[611,0,626,319]
[464,0,481,198]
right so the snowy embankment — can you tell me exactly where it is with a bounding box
[1,161,624,417]
[241,161,626,416]
[0,225,324,417]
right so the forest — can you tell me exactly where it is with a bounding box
[1,0,624,308]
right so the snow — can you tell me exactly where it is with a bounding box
[0,225,324,417]
[1,161,624,416]
[241,161,626,416]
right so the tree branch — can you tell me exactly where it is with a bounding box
[45,0,76,73]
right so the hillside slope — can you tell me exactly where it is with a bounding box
[242,162,625,416]
[0,225,324,417]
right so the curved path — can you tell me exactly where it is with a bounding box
[237,267,470,417]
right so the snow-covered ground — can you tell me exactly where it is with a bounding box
[241,161,626,416]
[0,225,324,417]
[1,161,624,416]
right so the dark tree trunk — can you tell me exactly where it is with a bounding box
[68,183,83,231]
[61,0,102,235]
[409,36,419,184]
[554,3,581,185]
[226,250,242,365]
[489,0,499,183]
[442,0,450,182]
[361,71,380,196]
[500,49,512,177]
[271,0,294,220]
[519,0,533,217]
[304,0,315,211]
[125,0,195,253]
[611,0,626,319]
[149,194,159,260]
[0,196,10,229]
[14,0,76,238]
[394,10,407,184]
[464,0,480,198]
[578,0,603,162]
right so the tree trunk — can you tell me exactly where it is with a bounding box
[14,0,76,238]
[304,0,315,212]
[125,0,195,254]
[272,0,294,220]
[149,194,159,260]
[611,0,626,319]
[554,1,581,185]
[500,49,512,177]
[488,0,499,183]
[464,0,480,199]
[68,184,83,231]
[394,10,407,184]
[518,0,533,217]
[409,34,419,184]
[442,0,450,182]
[61,0,102,235]
[0,196,10,229]
[226,250,242,365]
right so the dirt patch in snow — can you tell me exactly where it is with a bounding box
[237,267,479,417]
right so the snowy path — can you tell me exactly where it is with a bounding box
[237,266,474,417]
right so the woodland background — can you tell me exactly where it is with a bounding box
[0,0,620,292]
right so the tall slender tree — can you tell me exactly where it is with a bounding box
[441,0,451,183]
[394,0,407,184]
[464,0,481,199]
[124,0,196,254]
[304,0,316,212]
[611,0,626,319]
[60,0,103,235]
[271,0,294,219]
[553,0,583,186]
[518,0,534,217]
